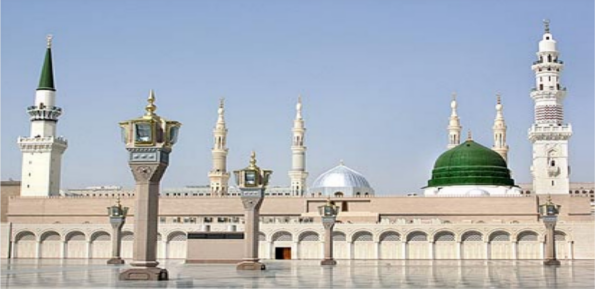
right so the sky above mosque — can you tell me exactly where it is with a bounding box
[1,0,593,195]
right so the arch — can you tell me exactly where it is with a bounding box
[298,231,320,259]
[121,231,134,259]
[489,231,510,242]
[406,231,427,242]
[272,231,292,242]
[14,231,36,258]
[167,231,187,242]
[40,231,61,258]
[65,231,86,259]
[434,231,455,242]
[461,231,483,242]
[379,231,400,242]
[298,231,319,242]
[90,231,111,259]
[332,231,348,259]
[554,230,570,260]
[461,231,484,259]
[517,230,538,242]
[352,231,373,242]
[379,231,401,259]
[167,231,187,259]
[334,192,344,197]
[258,232,266,242]
[554,230,567,241]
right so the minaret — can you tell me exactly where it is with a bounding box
[447,92,462,149]
[492,93,509,162]
[208,98,230,196]
[529,20,572,195]
[18,35,68,197]
[288,95,308,196]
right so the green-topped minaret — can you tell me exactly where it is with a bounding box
[18,35,68,197]
[37,35,55,91]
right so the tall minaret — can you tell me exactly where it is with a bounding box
[447,92,462,149]
[529,20,572,195]
[288,95,308,196]
[208,98,230,196]
[18,35,68,197]
[492,93,509,162]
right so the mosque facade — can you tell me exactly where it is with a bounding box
[1,23,594,261]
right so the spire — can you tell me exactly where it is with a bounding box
[543,19,550,34]
[467,130,472,141]
[450,92,458,117]
[495,92,504,119]
[339,159,344,166]
[37,35,55,91]
[217,97,225,124]
[145,90,157,116]
[296,94,303,120]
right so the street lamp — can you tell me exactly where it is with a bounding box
[107,197,129,265]
[118,90,181,281]
[539,195,561,266]
[319,198,340,266]
[233,151,272,270]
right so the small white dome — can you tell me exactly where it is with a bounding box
[466,188,490,197]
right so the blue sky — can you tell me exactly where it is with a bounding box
[1,0,593,195]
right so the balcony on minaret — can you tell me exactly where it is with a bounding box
[27,105,62,121]
[528,124,572,141]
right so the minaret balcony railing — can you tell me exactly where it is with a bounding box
[18,136,68,145]
[27,105,62,121]
[532,60,563,65]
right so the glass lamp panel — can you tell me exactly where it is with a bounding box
[120,126,128,143]
[169,126,180,144]
[134,122,153,143]
[245,171,257,186]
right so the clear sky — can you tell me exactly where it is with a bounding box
[1,0,593,195]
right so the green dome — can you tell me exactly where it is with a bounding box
[427,140,514,187]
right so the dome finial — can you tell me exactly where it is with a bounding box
[145,89,157,116]
[496,92,501,105]
[543,19,550,34]
[467,130,472,141]
[250,151,257,167]
[218,97,225,116]
[339,159,344,166]
[450,92,458,115]
[46,34,53,48]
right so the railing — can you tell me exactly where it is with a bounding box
[17,136,68,144]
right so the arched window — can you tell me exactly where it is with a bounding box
[334,192,343,197]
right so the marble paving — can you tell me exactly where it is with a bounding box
[1,259,594,288]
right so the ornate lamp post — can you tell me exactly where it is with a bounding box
[540,195,561,266]
[319,198,340,266]
[107,197,129,264]
[118,90,181,280]
[233,151,272,270]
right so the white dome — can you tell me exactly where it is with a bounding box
[310,164,374,197]
[312,164,371,188]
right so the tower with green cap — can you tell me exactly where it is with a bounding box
[17,35,68,197]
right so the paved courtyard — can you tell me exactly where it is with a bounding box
[1,259,594,288]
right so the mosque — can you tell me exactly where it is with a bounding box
[1,22,593,262]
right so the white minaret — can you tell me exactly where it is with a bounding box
[529,20,572,195]
[208,98,230,196]
[18,35,68,197]
[492,93,509,162]
[289,95,308,196]
[447,92,462,149]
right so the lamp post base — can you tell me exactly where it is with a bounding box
[236,261,266,271]
[320,259,337,266]
[119,267,169,281]
[107,258,125,265]
[543,259,561,266]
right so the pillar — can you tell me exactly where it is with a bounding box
[35,240,41,258]
[402,242,407,259]
[60,240,66,259]
[485,242,490,260]
[293,241,299,260]
[456,241,462,260]
[429,241,434,260]
[512,241,518,260]
[347,241,353,260]
[86,240,92,259]
[374,241,380,259]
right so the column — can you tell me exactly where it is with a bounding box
[429,241,434,260]
[293,241,299,260]
[61,240,67,259]
[485,242,490,260]
[35,240,41,258]
[347,241,353,260]
[568,241,574,260]
[540,241,545,259]
[86,240,92,259]
[512,241,518,260]
[164,241,169,260]
[374,241,380,259]
[402,242,407,259]
[456,241,462,260]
